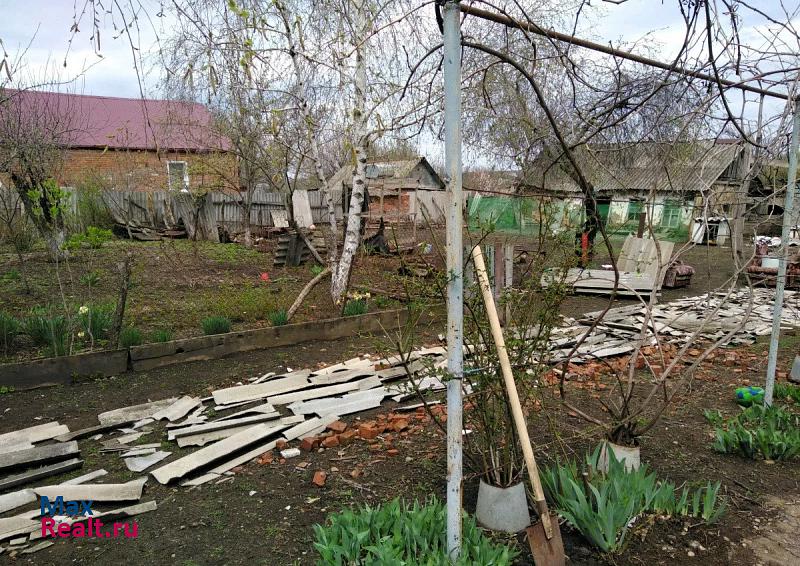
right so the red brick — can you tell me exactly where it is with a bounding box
[276,439,288,450]
[58,148,236,193]
[338,430,358,446]
[300,437,318,452]
[312,471,327,487]
[391,418,409,432]
[327,420,348,434]
[359,424,379,440]
[321,435,340,448]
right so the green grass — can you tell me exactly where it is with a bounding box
[268,309,289,326]
[0,312,20,355]
[151,328,174,343]
[202,316,231,335]
[119,327,143,348]
[343,299,368,317]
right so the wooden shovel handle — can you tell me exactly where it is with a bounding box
[471,245,553,538]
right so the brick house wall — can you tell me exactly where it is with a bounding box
[60,148,238,193]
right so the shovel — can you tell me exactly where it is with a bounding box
[471,245,565,566]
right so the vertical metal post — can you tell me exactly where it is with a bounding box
[765,102,800,406]
[442,0,463,560]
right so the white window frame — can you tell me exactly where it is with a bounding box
[167,160,189,192]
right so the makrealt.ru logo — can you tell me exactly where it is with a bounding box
[40,496,94,517]
[40,496,139,539]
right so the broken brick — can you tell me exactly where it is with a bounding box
[300,437,319,452]
[327,420,348,434]
[359,424,379,440]
[391,418,409,432]
[321,435,340,448]
[312,471,327,487]
[387,449,399,456]
[276,439,288,450]
[338,430,358,446]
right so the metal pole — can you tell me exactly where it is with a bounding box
[765,103,800,406]
[442,0,464,560]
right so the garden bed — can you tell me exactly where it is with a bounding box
[0,307,438,389]
[0,236,443,362]
[0,330,798,565]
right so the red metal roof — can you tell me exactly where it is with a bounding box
[2,89,230,152]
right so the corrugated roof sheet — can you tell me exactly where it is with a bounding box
[462,170,521,194]
[1,89,230,152]
[326,157,437,191]
[524,140,742,195]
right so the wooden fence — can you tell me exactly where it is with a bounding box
[1,185,448,242]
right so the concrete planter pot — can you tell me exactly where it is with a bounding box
[598,441,641,473]
[475,480,530,533]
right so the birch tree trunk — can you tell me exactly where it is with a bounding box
[275,1,338,266]
[242,188,253,247]
[330,0,369,304]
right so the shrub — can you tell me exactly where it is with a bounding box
[151,328,174,343]
[23,307,70,357]
[202,316,231,335]
[76,303,114,343]
[343,299,368,317]
[80,271,102,289]
[708,404,800,460]
[313,498,517,565]
[64,226,113,251]
[542,446,725,552]
[0,312,20,355]
[268,309,288,326]
[119,327,143,348]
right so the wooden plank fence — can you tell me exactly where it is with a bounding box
[1,185,447,242]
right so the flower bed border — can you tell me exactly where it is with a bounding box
[0,308,439,390]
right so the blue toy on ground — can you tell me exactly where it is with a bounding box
[735,386,764,406]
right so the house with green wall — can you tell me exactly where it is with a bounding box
[506,139,749,242]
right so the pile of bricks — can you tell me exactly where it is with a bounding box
[296,412,418,452]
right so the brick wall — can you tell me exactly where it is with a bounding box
[60,148,237,193]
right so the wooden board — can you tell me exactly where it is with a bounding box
[0,349,129,390]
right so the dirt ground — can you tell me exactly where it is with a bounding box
[1,318,798,565]
[0,229,742,362]
[0,235,438,362]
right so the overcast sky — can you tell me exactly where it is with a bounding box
[1,0,797,137]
